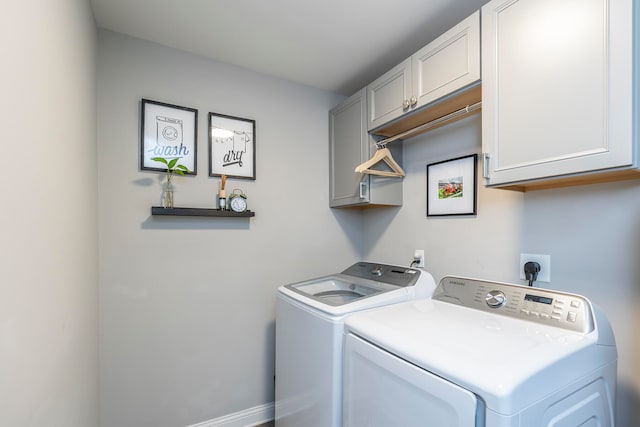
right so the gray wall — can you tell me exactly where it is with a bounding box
[364,114,640,425]
[0,1,99,426]
[363,114,524,280]
[97,30,363,427]
[97,20,639,427]
[4,3,636,426]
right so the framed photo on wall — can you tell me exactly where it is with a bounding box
[427,154,477,217]
[208,112,256,180]
[140,99,198,174]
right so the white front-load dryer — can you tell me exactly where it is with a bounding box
[275,262,436,427]
[343,276,618,426]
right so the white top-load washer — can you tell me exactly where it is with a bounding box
[343,276,618,427]
[275,262,437,427]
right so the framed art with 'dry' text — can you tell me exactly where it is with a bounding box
[427,154,477,217]
[140,99,198,174]
[208,112,256,180]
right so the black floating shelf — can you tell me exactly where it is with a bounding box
[151,207,255,218]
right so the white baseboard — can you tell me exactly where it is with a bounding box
[186,402,274,427]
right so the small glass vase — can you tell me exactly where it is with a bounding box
[162,181,174,208]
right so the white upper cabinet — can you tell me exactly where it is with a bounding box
[366,58,412,131]
[329,89,403,208]
[367,11,480,132]
[482,0,638,189]
[411,11,480,112]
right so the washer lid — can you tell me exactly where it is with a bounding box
[277,262,436,315]
[285,275,394,306]
[279,274,414,316]
[345,297,615,415]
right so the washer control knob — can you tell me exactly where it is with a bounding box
[371,266,383,276]
[486,290,506,308]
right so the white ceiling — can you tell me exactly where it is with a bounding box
[90,0,488,95]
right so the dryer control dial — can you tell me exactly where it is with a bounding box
[486,290,506,308]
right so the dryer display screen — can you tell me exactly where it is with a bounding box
[525,294,553,305]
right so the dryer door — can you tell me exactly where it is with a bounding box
[344,333,480,427]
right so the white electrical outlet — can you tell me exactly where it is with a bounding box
[414,250,425,268]
[519,254,551,283]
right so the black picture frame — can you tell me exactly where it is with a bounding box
[208,112,256,180]
[426,154,477,217]
[140,99,198,175]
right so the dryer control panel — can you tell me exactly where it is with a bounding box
[433,276,594,334]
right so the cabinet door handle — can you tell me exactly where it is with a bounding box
[402,99,410,110]
[359,181,367,199]
[410,96,417,107]
[482,153,491,179]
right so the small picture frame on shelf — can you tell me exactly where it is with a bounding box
[208,112,256,180]
[140,99,198,174]
[426,154,477,217]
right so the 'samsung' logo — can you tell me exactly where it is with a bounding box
[449,280,467,287]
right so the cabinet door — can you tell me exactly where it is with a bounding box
[412,11,480,110]
[330,89,369,207]
[367,58,412,131]
[482,0,635,186]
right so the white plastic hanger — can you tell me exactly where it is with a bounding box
[354,147,405,177]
